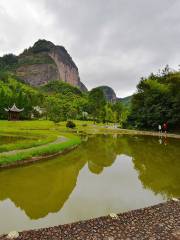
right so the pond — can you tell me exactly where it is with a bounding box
[0,134,179,234]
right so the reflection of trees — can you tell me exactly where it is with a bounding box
[0,134,179,220]
[0,153,86,219]
[129,136,180,198]
[85,135,180,197]
[88,161,103,174]
[82,135,117,174]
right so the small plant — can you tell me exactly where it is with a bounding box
[66,120,76,129]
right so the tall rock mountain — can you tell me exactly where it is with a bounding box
[15,40,87,91]
[95,86,117,102]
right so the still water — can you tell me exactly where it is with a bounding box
[0,134,179,234]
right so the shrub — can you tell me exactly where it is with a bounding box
[66,120,76,129]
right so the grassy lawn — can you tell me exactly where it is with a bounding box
[0,120,81,165]
[0,119,118,165]
[0,120,179,166]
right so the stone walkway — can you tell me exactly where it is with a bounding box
[1,200,179,240]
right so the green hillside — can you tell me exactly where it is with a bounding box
[0,71,88,121]
[40,80,83,96]
[0,71,42,119]
[119,95,132,107]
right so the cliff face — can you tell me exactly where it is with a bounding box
[16,63,59,86]
[15,40,87,91]
[49,46,86,90]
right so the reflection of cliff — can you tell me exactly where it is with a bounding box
[82,135,117,174]
[0,154,86,219]
[0,135,179,220]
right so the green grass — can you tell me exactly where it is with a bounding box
[0,120,84,165]
[0,133,80,164]
[0,120,63,153]
[0,135,56,153]
[0,120,179,166]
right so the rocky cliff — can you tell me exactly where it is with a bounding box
[96,86,117,102]
[15,40,87,91]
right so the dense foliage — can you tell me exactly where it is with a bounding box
[88,88,106,122]
[128,66,180,131]
[41,80,82,96]
[0,71,42,119]
[31,39,54,53]
[0,72,125,124]
[42,81,88,122]
[66,120,76,128]
[0,54,18,71]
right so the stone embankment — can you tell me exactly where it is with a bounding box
[0,200,179,240]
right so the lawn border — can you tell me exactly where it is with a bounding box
[0,134,81,168]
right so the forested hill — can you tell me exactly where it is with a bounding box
[0,72,88,121]
[118,96,132,107]
[0,72,42,119]
[40,80,83,96]
[0,70,126,125]
[94,86,117,102]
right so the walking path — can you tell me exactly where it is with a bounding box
[105,127,180,139]
[0,136,67,156]
[0,200,179,240]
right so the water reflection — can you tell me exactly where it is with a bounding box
[0,135,179,222]
[158,135,169,146]
[0,156,86,219]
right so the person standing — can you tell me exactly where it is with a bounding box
[163,122,168,134]
[158,124,162,134]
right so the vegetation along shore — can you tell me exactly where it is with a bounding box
[0,120,179,168]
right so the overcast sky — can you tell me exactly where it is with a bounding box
[0,0,180,97]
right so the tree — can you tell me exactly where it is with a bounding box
[105,105,114,123]
[44,96,66,122]
[0,72,42,119]
[88,88,106,123]
[0,54,18,70]
[111,101,123,122]
[127,67,180,131]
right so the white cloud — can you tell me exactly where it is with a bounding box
[0,0,180,97]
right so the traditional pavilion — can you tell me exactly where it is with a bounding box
[5,103,24,121]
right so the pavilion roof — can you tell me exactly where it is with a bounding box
[5,103,24,112]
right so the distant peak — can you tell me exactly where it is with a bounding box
[32,39,55,53]
[94,85,117,102]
